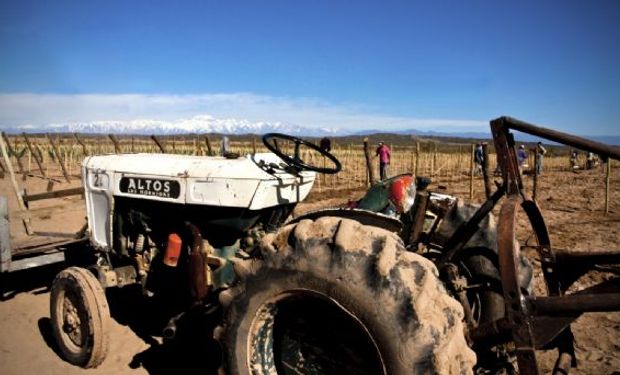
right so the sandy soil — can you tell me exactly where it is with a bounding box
[0,164,619,374]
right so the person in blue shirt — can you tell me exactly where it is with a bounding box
[517,145,528,173]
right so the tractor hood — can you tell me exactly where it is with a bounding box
[82,152,316,210]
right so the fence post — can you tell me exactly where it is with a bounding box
[605,159,612,215]
[73,133,89,156]
[108,134,122,154]
[414,142,420,177]
[151,135,166,153]
[46,134,71,183]
[205,136,213,156]
[482,143,492,199]
[363,138,377,186]
[0,134,33,234]
[23,133,46,178]
[469,144,475,200]
[2,132,26,181]
[533,150,539,201]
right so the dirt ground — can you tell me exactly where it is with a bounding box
[0,164,619,374]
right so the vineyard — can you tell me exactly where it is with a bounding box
[0,132,605,193]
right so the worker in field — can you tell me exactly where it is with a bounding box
[376,141,391,180]
[535,142,547,174]
[517,144,528,174]
[570,150,579,170]
[319,137,332,152]
[474,143,484,176]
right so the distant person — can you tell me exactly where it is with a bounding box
[535,142,547,175]
[376,141,391,180]
[319,137,332,152]
[474,143,484,176]
[570,150,579,170]
[517,145,528,173]
[586,152,598,170]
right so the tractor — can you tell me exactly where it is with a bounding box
[49,118,620,375]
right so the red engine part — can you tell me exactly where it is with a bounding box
[164,233,182,267]
[389,175,415,213]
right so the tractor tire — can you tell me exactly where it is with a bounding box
[216,217,476,375]
[50,266,111,368]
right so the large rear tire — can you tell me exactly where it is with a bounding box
[50,266,111,368]
[217,217,476,375]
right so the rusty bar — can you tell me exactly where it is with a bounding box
[151,135,166,153]
[438,184,505,266]
[528,293,620,315]
[22,187,84,203]
[497,196,540,375]
[496,116,620,161]
[554,249,620,265]
[468,317,513,344]
[491,119,523,195]
[22,133,46,178]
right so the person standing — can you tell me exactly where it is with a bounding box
[376,141,391,180]
[474,143,484,176]
[535,142,547,174]
[517,145,528,174]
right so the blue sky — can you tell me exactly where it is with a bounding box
[1,0,619,135]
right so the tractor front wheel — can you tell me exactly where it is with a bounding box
[50,266,111,368]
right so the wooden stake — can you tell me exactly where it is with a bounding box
[533,150,539,201]
[605,159,612,215]
[46,134,71,183]
[73,133,89,157]
[151,135,166,153]
[469,144,475,200]
[108,134,122,153]
[414,142,420,177]
[2,132,26,181]
[0,134,33,234]
[482,143,492,199]
[23,133,46,178]
[205,136,213,156]
[363,138,377,186]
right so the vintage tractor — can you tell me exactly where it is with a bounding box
[49,119,620,375]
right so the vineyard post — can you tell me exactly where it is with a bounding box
[414,142,420,176]
[2,133,26,181]
[172,136,176,153]
[73,133,89,157]
[457,145,462,176]
[23,133,46,178]
[0,159,5,178]
[252,138,257,154]
[469,143,475,200]
[482,143,492,199]
[47,134,71,182]
[108,134,122,154]
[605,159,612,215]
[205,136,213,156]
[0,133,33,234]
[431,142,436,176]
[533,150,539,201]
[131,136,135,153]
[363,137,377,186]
[151,135,166,153]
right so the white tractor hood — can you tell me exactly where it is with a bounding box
[82,152,316,210]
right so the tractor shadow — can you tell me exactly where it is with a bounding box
[105,286,222,374]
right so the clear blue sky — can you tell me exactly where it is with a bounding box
[1,0,619,135]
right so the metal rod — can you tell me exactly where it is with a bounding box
[495,116,620,161]
[529,293,620,315]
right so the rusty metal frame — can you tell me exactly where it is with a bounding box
[474,116,620,375]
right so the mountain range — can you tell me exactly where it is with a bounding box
[5,114,620,146]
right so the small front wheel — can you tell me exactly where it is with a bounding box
[50,266,111,368]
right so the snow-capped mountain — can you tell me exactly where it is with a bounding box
[10,114,344,136]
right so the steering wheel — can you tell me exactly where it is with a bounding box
[262,133,342,174]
